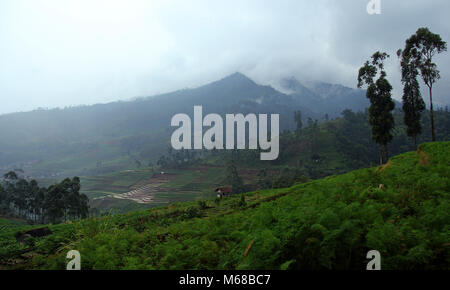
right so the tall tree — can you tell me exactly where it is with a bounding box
[358,52,395,164]
[34,188,46,223]
[14,179,28,217]
[4,171,18,180]
[397,50,426,149]
[43,183,65,224]
[0,184,6,213]
[294,110,303,133]
[400,27,447,141]
[226,161,244,194]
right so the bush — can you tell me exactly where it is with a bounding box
[183,206,204,219]
[198,200,208,210]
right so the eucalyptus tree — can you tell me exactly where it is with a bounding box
[399,27,447,141]
[358,52,395,164]
[294,110,303,133]
[397,49,425,149]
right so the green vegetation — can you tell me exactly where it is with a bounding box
[0,217,27,229]
[0,175,88,224]
[1,142,448,270]
[16,106,448,217]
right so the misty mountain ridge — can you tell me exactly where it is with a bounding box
[0,72,374,176]
[144,72,370,118]
[278,76,370,116]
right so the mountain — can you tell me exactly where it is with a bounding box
[0,72,402,177]
[145,72,317,124]
[310,82,370,115]
[0,73,317,177]
[279,77,370,117]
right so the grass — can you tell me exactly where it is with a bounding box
[160,167,226,197]
[0,217,28,229]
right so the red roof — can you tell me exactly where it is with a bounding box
[215,187,232,194]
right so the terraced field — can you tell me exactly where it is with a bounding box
[102,173,177,204]
[35,165,257,214]
[82,165,230,213]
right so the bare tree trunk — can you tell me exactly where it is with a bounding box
[429,86,436,142]
[384,144,389,162]
[379,146,383,165]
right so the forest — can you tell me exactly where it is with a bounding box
[0,172,89,224]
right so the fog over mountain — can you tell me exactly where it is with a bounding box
[1,0,449,115]
[0,72,374,176]
[279,77,371,117]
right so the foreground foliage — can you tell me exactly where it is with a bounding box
[1,142,448,270]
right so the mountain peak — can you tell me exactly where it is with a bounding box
[206,72,257,89]
[279,77,313,95]
[222,72,254,82]
[311,82,357,99]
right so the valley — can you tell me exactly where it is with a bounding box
[0,1,448,275]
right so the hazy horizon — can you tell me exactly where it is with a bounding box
[1,0,449,115]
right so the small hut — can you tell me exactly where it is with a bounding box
[215,187,232,198]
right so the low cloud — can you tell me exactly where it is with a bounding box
[0,0,449,115]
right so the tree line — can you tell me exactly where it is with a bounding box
[358,27,446,163]
[157,147,200,169]
[253,106,450,190]
[0,171,89,224]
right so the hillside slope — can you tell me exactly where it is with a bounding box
[1,142,448,270]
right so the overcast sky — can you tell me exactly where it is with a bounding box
[0,0,449,115]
